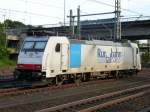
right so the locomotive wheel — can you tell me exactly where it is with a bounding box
[45,78,56,85]
[135,70,138,76]
[56,75,65,86]
[115,71,120,80]
[74,74,82,86]
[14,70,24,81]
[83,73,91,82]
[75,78,81,86]
[14,70,20,80]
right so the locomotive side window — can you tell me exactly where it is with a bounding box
[55,43,60,52]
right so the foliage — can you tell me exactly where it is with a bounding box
[4,19,25,28]
[121,39,128,43]
[141,51,150,63]
[0,34,6,47]
[0,58,16,67]
[0,22,6,46]
[0,19,25,67]
[0,46,9,58]
[0,19,25,48]
[131,40,140,45]
[0,22,4,32]
[0,19,26,48]
[0,45,16,67]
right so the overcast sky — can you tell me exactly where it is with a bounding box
[0,0,150,25]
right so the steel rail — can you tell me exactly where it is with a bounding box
[79,90,150,112]
[0,79,115,96]
[0,75,150,97]
[36,84,150,112]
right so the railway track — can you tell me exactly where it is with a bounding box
[0,75,149,112]
[0,78,115,96]
[36,84,150,112]
[0,68,148,90]
[0,75,150,97]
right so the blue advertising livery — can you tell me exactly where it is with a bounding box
[70,44,81,68]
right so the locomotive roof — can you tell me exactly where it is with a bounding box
[24,36,49,41]
[69,39,130,47]
[23,36,131,47]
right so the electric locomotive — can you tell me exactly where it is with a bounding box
[14,36,141,83]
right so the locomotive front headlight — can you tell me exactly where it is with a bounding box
[17,64,24,68]
[35,65,41,69]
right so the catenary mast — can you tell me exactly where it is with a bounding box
[114,0,121,41]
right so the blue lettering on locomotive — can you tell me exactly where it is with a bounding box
[97,48,122,63]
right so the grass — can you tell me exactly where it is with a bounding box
[0,58,16,68]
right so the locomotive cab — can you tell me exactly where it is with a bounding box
[14,36,49,80]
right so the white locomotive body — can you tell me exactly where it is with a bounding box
[15,36,141,82]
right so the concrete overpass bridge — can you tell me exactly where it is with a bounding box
[25,19,150,41]
[80,19,150,40]
[122,20,150,40]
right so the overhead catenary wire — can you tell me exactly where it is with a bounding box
[0,0,148,26]
[17,0,63,9]
[0,8,63,20]
[87,0,142,15]
[1,15,149,28]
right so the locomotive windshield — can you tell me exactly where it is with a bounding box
[22,41,47,52]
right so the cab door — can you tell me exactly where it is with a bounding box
[61,44,69,70]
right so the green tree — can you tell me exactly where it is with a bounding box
[141,51,150,63]
[0,19,26,67]
[0,22,6,47]
[4,19,25,28]
[0,19,26,58]
[132,40,140,47]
